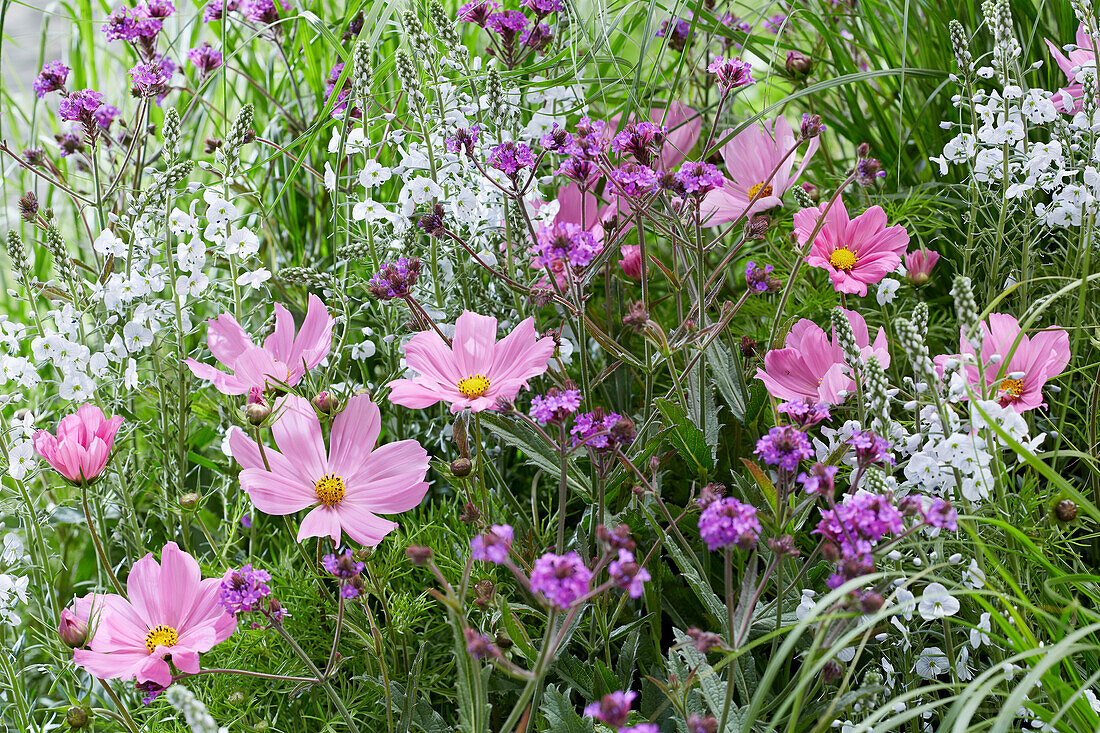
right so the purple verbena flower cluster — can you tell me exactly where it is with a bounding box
[584,690,636,727]
[698,496,761,551]
[219,564,273,615]
[708,56,755,91]
[470,524,514,564]
[571,408,634,453]
[529,551,592,609]
[608,549,650,598]
[187,43,223,75]
[745,261,782,293]
[848,429,895,467]
[674,161,726,196]
[488,141,536,176]
[322,549,367,599]
[529,387,582,424]
[368,257,421,300]
[34,61,69,98]
[754,425,813,471]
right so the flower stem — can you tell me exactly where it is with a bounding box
[272,618,362,733]
[81,482,126,596]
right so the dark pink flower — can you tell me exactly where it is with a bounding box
[796,198,910,297]
[33,404,123,483]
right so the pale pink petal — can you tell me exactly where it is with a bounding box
[205,313,256,368]
[488,318,554,386]
[287,294,334,375]
[404,330,464,385]
[185,358,251,395]
[227,427,298,476]
[328,395,381,478]
[239,467,317,514]
[125,551,163,628]
[297,505,343,544]
[72,649,149,682]
[170,647,201,674]
[344,440,429,513]
[387,378,453,409]
[334,506,399,547]
[262,302,297,363]
[452,311,497,377]
[137,655,173,687]
[270,396,327,477]
[155,542,202,629]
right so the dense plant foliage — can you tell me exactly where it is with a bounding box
[2,0,1100,730]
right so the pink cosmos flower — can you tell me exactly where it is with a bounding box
[948,313,1070,412]
[69,542,236,687]
[904,248,940,285]
[699,117,819,226]
[186,294,333,395]
[33,404,124,483]
[387,311,556,413]
[796,198,910,297]
[756,309,890,403]
[1045,24,1094,114]
[229,394,429,545]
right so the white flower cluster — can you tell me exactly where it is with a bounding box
[901,399,1043,502]
[933,20,1100,229]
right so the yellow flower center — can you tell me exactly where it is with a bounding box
[748,182,774,199]
[314,474,346,506]
[1000,378,1025,402]
[144,625,178,654]
[829,247,858,271]
[458,374,491,399]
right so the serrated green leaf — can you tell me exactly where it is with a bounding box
[655,397,713,475]
[540,686,594,733]
[480,413,592,495]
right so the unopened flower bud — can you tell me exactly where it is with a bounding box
[18,192,38,222]
[785,50,813,78]
[66,705,92,729]
[860,591,884,613]
[821,542,840,563]
[610,416,636,444]
[597,524,636,551]
[687,714,719,733]
[460,502,481,523]
[312,391,336,415]
[747,214,770,240]
[58,609,89,648]
[623,301,649,332]
[494,628,513,650]
[767,534,800,558]
[822,660,843,684]
[406,545,433,566]
[475,579,495,607]
[1055,499,1078,523]
[245,401,272,426]
[178,492,201,510]
[451,457,473,477]
[687,626,724,653]
[800,182,819,202]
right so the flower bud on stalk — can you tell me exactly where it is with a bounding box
[162,107,181,164]
[6,231,28,273]
[785,50,813,78]
[58,608,89,648]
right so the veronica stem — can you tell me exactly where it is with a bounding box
[81,482,126,596]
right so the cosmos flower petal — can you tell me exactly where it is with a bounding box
[270,396,327,477]
[297,505,343,544]
[328,394,382,477]
[239,467,317,514]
